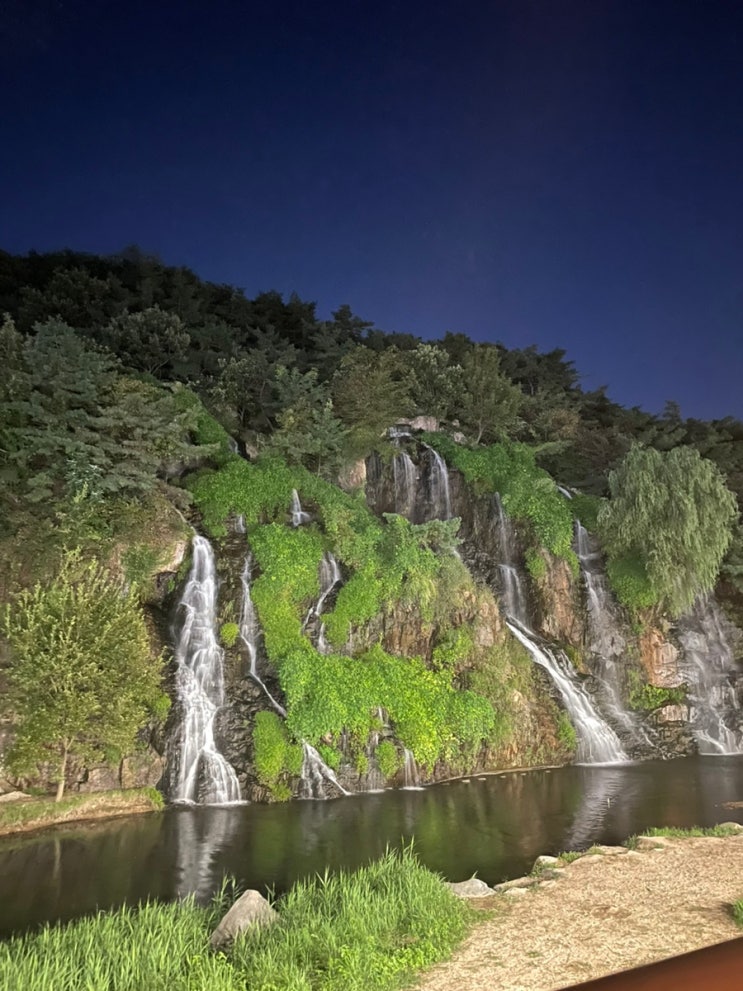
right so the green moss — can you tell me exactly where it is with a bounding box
[219,622,239,648]
[525,547,548,581]
[557,711,577,751]
[376,740,401,779]
[606,553,659,612]
[628,673,686,712]
[252,711,303,800]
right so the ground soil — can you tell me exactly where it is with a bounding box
[419,834,743,991]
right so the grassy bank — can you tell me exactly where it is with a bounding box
[0,847,473,991]
[0,788,164,837]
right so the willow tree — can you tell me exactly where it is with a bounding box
[2,552,169,800]
[598,444,738,617]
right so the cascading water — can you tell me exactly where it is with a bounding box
[291,489,310,527]
[678,596,743,755]
[422,443,452,520]
[239,555,286,716]
[305,552,342,655]
[507,621,628,764]
[392,451,417,518]
[402,748,422,789]
[494,498,627,764]
[574,522,656,753]
[172,536,241,804]
[299,743,350,799]
[494,494,529,623]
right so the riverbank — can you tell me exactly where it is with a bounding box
[420,828,743,991]
[0,789,163,838]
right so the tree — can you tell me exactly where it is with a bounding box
[3,552,169,800]
[458,344,522,444]
[332,346,415,449]
[101,305,191,376]
[263,366,346,476]
[598,444,738,616]
[407,343,465,421]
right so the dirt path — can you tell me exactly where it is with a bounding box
[421,834,743,991]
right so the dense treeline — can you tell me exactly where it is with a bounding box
[1,247,741,580]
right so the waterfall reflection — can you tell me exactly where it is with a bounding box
[173,806,240,902]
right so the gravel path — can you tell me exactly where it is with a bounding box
[420,834,743,991]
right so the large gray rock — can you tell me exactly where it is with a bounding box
[210,890,278,949]
[445,877,495,898]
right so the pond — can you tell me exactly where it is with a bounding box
[1,755,742,936]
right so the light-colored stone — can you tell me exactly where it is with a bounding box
[634,836,673,850]
[503,886,529,898]
[718,822,743,833]
[564,853,604,867]
[493,875,533,892]
[533,855,560,869]
[592,845,628,855]
[0,791,32,803]
[446,878,495,898]
[655,703,689,723]
[210,890,278,949]
[639,628,684,687]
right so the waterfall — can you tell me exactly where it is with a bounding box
[239,555,286,716]
[315,553,342,617]
[233,513,246,534]
[392,452,417,518]
[575,522,656,752]
[402,748,423,789]
[507,621,628,764]
[172,537,241,804]
[298,743,350,799]
[678,596,743,755]
[494,494,529,623]
[422,443,452,520]
[302,552,342,655]
[493,497,627,764]
[290,489,310,527]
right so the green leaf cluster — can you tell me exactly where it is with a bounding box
[599,444,738,616]
[423,435,574,557]
[252,711,303,799]
[3,550,169,799]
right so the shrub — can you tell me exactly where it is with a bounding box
[220,622,240,648]
[376,740,401,779]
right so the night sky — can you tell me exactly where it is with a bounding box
[2,0,742,420]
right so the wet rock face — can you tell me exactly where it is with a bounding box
[640,629,684,688]
[533,555,586,650]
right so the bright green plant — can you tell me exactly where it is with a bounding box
[376,740,401,779]
[525,547,548,581]
[627,673,686,712]
[422,435,574,559]
[557,711,577,751]
[220,622,240,648]
[733,898,743,928]
[598,444,738,617]
[252,711,303,800]
[3,550,169,801]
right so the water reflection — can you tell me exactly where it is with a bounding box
[1,756,742,935]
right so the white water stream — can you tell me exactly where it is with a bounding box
[172,537,241,804]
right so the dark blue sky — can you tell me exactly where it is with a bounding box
[2,0,742,420]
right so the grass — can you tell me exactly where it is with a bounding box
[732,898,743,928]
[0,788,163,836]
[0,846,473,991]
[624,823,743,849]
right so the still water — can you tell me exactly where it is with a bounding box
[1,756,742,936]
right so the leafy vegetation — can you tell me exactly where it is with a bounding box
[3,551,169,800]
[733,897,743,928]
[627,673,686,712]
[252,712,303,800]
[0,789,163,835]
[423,435,574,559]
[598,444,738,616]
[0,847,472,991]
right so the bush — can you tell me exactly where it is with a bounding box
[220,622,239,648]
[375,740,401,778]
[252,711,303,799]
[606,554,658,612]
